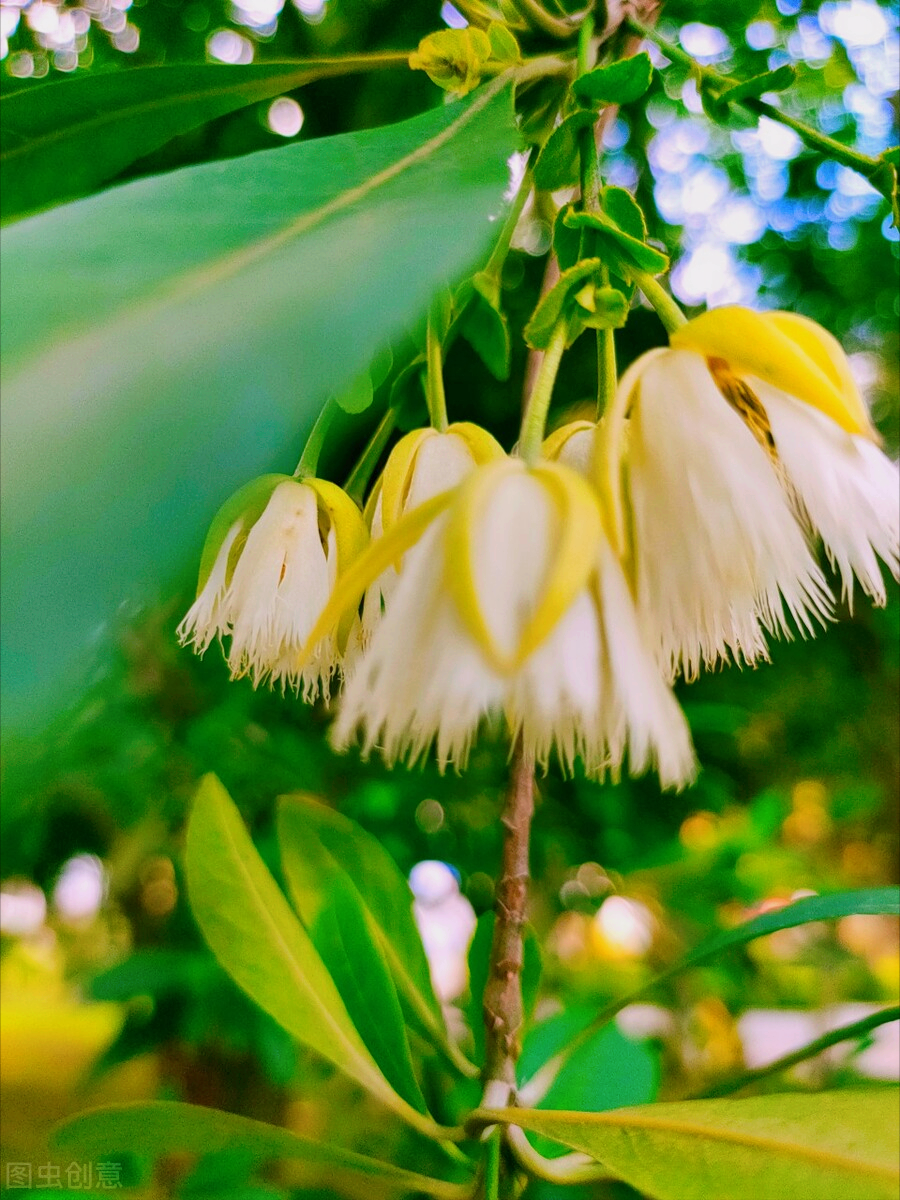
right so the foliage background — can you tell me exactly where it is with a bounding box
[1,0,898,1196]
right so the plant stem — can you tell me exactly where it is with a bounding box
[344,407,396,505]
[294,397,337,478]
[632,269,687,333]
[504,1125,612,1184]
[482,742,536,1095]
[483,159,535,280]
[627,15,887,186]
[512,0,581,41]
[426,305,450,432]
[518,320,568,462]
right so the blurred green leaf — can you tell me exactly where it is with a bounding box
[572,53,653,108]
[185,775,435,1131]
[277,793,476,1077]
[54,1102,469,1199]
[0,80,517,740]
[482,1090,900,1200]
[276,796,429,1113]
[520,1012,658,1113]
[0,56,408,223]
[676,887,900,972]
[458,277,511,380]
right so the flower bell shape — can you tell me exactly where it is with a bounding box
[177,474,367,698]
[571,308,899,682]
[671,309,899,607]
[305,457,696,788]
[359,422,505,642]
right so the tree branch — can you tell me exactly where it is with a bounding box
[482,741,536,1098]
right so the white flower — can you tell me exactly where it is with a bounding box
[673,309,899,608]
[318,457,695,788]
[557,308,899,682]
[612,347,833,680]
[178,475,367,698]
[358,422,504,643]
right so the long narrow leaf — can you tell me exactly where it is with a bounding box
[0,56,408,222]
[55,1102,469,1199]
[482,1090,900,1200]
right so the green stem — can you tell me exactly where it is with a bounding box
[693,1005,900,1100]
[632,269,687,334]
[294,397,337,478]
[484,1127,502,1200]
[484,158,535,279]
[627,16,886,185]
[518,320,568,462]
[344,407,396,505]
[505,1125,612,1184]
[576,11,595,77]
[425,306,449,433]
[597,322,618,415]
[513,0,581,40]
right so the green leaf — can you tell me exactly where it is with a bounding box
[276,796,429,1113]
[185,775,438,1135]
[524,259,628,350]
[572,52,654,108]
[0,57,407,224]
[882,147,900,167]
[390,355,428,431]
[336,370,375,414]
[482,1090,900,1200]
[564,208,670,276]
[458,274,511,380]
[521,889,900,1097]
[677,887,899,974]
[519,1011,658,1113]
[533,111,596,190]
[465,913,542,1065]
[0,81,517,740]
[698,1006,900,1099]
[716,64,797,107]
[552,202,581,271]
[276,793,476,1077]
[54,1103,468,1199]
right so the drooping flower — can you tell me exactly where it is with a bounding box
[552,308,899,682]
[305,456,696,788]
[358,422,505,642]
[178,474,367,698]
[672,309,899,607]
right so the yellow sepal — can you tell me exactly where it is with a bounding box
[446,421,506,465]
[517,463,602,666]
[304,477,370,651]
[763,311,876,439]
[380,428,435,532]
[294,489,456,670]
[445,459,520,673]
[541,419,595,462]
[446,460,602,674]
[671,306,870,436]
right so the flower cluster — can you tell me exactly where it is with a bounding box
[179,309,899,789]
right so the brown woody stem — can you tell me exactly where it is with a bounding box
[482,741,536,1098]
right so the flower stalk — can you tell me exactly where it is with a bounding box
[627,15,890,188]
[518,319,567,462]
[633,269,687,333]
